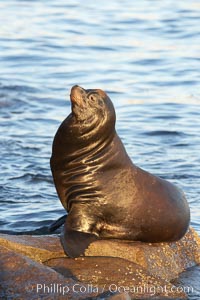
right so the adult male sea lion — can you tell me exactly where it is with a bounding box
[50,85,190,257]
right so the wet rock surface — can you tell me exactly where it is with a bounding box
[0,245,100,300]
[45,256,186,299]
[85,227,200,281]
[173,265,200,300]
[0,227,199,299]
[0,234,65,262]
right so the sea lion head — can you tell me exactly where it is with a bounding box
[70,85,115,125]
[52,85,117,163]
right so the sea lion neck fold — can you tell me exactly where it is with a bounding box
[51,86,118,212]
[66,85,116,153]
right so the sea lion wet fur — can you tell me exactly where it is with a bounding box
[50,85,190,257]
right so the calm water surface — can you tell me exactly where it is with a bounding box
[0,1,200,293]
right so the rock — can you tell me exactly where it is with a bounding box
[0,227,199,299]
[85,227,200,281]
[0,245,100,300]
[0,234,64,263]
[107,293,132,300]
[45,256,187,299]
[173,265,200,300]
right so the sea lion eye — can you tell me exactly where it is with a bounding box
[89,95,95,101]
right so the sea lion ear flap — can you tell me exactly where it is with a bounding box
[61,227,98,258]
[96,89,107,98]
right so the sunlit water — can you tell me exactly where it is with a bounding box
[0,1,199,296]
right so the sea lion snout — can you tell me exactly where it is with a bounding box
[71,85,85,93]
[70,85,86,107]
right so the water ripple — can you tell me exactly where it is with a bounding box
[0,0,199,254]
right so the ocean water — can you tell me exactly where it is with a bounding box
[0,1,199,294]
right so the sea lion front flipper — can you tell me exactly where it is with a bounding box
[61,210,99,257]
[61,228,98,258]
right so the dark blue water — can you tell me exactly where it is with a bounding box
[0,1,199,240]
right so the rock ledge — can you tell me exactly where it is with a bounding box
[0,227,199,299]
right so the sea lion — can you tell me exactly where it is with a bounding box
[50,85,190,257]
